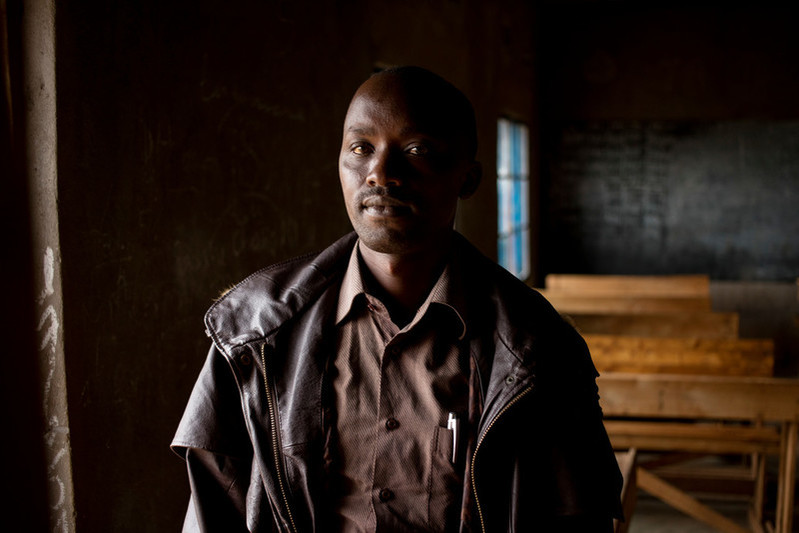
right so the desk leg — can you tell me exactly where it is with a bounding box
[777,421,797,533]
[637,467,749,533]
[750,452,766,533]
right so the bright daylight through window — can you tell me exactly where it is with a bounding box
[497,118,530,280]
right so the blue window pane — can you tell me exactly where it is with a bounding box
[497,179,513,235]
[496,118,530,280]
[519,180,529,227]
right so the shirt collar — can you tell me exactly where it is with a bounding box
[335,240,468,340]
[335,243,368,325]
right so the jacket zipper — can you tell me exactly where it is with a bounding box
[261,343,299,533]
[470,386,534,533]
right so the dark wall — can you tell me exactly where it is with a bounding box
[538,2,799,282]
[54,1,535,531]
[1,1,50,528]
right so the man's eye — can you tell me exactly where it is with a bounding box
[351,144,371,155]
[407,145,429,156]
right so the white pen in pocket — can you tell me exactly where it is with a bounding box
[447,412,459,464]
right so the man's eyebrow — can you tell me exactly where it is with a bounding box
[346,126,375,136]
[345,125,444,140]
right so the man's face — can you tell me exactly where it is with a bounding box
[339,75,479,255]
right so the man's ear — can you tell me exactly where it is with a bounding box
[459,161,482,199]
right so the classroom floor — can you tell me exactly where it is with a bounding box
[623,450,799,532]
[628,496,750,533]
[628,495,799,532]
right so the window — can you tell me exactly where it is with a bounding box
[497,118,531,280]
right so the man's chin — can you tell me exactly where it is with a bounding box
[355,226,422,255]
[354,225,452,256]
[358,233,416,255]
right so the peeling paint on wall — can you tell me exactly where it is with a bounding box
[35,246,72,532]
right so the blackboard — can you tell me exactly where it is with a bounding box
[542,121,799,281]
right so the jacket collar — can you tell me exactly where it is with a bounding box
[204,232,358,355]
[204,230,549,373]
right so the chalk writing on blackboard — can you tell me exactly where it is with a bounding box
[544,121,799,281]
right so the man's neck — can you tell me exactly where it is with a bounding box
[357,237,452,324]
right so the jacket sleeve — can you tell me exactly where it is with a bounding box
[550,514,614,533]
[539,324,624,523]
[171,346,258,532]
[181,448,251,532]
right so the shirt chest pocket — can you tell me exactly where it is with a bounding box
[429,426,462,532]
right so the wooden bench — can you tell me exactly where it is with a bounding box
[599,373,799,533]
[541,273,791,530]
[540,274,790,530]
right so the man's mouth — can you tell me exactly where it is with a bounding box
[361,195,412,216]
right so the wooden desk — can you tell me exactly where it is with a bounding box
[599,373,799,533]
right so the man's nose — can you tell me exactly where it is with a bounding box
[367,149,403,187]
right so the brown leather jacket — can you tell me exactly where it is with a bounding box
[172,232,622,532]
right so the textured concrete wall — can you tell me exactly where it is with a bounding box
[22,0,76,530]
[52,2,537,531]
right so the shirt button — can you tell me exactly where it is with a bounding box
[379,488,394,502]
[385,417,399,430]
[387,346,400,357]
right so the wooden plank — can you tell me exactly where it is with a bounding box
[597,373,799,422]
[608,434,779,455]
[566,312,739,339]
[638,452,708,470]
[748,507,767,533]
[751,453,767,529]
[604,421,781,455]
[544,274,711,297]
[637,467,750,533]
[536,290,712,314]
[586,335,774,377]
[606,421,780,443]
[650,468,756,500]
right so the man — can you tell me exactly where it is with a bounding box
[172,66,622,532]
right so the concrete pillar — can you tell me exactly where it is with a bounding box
[23,0,76,530]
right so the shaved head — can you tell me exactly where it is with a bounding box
[354,66,478,160]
